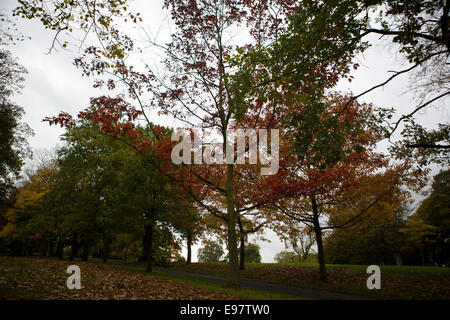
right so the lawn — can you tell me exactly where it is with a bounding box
[121,265,306,300]
[0,256,306,300]
[168,262,450,300]
[0,256,236,300]
[2,256,448,300]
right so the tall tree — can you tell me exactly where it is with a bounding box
[228,0,449,164]
[20,0,309,288]
[258,95,426,280]
[243,243,262,264]
[0,49,33,211]
[407,169,450,265]
[0,164,57,255]
[197,240,225,263]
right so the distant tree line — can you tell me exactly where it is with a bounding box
[274,169,449,267]
[0,121,203,272]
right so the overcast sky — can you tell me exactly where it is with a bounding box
[1,0,448,262]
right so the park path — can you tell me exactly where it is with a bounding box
[152,266,371,300]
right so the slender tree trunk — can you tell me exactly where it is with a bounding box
[102,239,111,263]
[226,163,240,288]
[69,240,79,261]
[186,232,192,265]
[24,245,32,256]
[395,253,403,266]
[124,241,131,262]
[41,241,48,257]
[146,225,153,273]
[82,240,89,262]
[238,216,245,270]
[141,230,149,262]
[420,246,425,266]
[48,239,55,257]
[311,196,327,282]
[239,238,245,270]
[56,239,64,260]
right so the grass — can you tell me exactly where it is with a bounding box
[167,262,450,300]
[0,256,236,300]
[0,256,308,300]
[6,256,446,300]
[119,264,308,300]
[0,257,44,299]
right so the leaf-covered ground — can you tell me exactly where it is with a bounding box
[169,262,450,300]
[0,257,236,300]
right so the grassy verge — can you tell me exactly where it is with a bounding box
[119,265,308,300]
[167,262,450,300]
[0,256,236,299]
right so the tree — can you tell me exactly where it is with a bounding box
[111,140,180,272]
[0,117,194,266]
[256,97,381,281]
[0,164,57,256]
[405,169,450,266]
[231,0,449,163]
[276,221,316,263]
[274,250,300,264]
[243,243,261,264]
[0,49,33,211]
[200,192,271,270]
[170,199,203,265]
[401,214,435,266]
[360,0,450,155]
[0,46,33,254]
[197,240,225,263]
[19,0,312,288]
[325,191,413,265]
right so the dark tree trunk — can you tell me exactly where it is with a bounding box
[238,216,245,270]
[69,240,80,261]
[140,230,149,263]
[225,163,240,288]
[311,196,327,282]
[48,239,55,257]
[25,245,32,256]
[102,239,111,263]
[81,240,89,262]
[186,232,192,265]
[420,246,425,266]
[146,225,153,273]
[124,241,131,262]
[41,242,48,257]
[395,253,403,266]
[239,238,245,270]
[56,239,64,260]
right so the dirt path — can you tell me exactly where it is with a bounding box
[153,266,372,300]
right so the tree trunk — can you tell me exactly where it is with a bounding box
[186,232,192,265]
[102,239,111,263]
[146,225,153,273]
[238,216,245,270]
[311,196,327,282]
[239,238,245,270]
[69,240,80,261]
[394,253,403,266]
[56,239,64,260]
[81,239,89,262]
[225,163,240,288]
[41,241,48,257]
[48,239,55,257]
[124,241,131,262]
[140,230,149,262]
[420,246,425,266]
